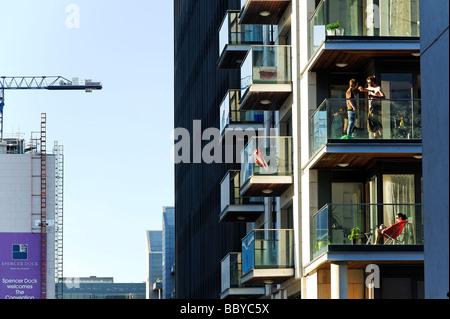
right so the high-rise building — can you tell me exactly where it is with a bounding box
[174,0,247,298]
[174,0,446,299]
[420,0,449,299]
[146,230,162,299]
[162,206,175,299]
[0,128,64,299]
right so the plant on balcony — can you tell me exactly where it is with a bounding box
[348,226,361,244]
[326,21,344,36]
[326,21,340,30]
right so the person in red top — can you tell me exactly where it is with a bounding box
[374,213,408,244]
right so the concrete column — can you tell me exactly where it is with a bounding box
[330,262,348,299]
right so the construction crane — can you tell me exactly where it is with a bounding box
[0,75,101,299]
[0,76,102,139]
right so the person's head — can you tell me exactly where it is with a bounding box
[349,79,358,89]
[396,213,407,221]
[366,75,377,86]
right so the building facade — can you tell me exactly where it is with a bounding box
[420,0,449,299]
[172,0,446,299]
[146,230,162,299]
[174,0,248,298]
[0,134,64,299]
[58,276,145,299]
[162,207,175,299]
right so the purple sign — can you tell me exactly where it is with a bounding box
[0,233,41,299]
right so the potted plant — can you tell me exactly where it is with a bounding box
[326,21,344,36]
[348,226,361,245]
[326,21,340,36]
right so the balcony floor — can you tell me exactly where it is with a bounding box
[220,286,265,299]
[241,268,294,285]
[219,204,265,222]
[218,45,251,69]
[305,249,424,277]
[240,175,293,197]
[240,0,291,25]
[307,142,422,169]
[308,38,420,73]
[240,85,292,111]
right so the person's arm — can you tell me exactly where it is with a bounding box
[358,86,368,93]
[376,87,385,98]
[381,221,401,234]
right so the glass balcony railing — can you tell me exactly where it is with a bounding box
[241,45,292,93]
[309,99,421,157]
[242,229,294,275]
[221,252,244,291]
[309,0,420,57]
[311,203,424,261]
[220,90,264,135]
[241,136,293,186]
[219,11,264,58]
[221,170,264,212]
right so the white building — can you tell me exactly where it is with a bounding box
[0,133,63,299]
[217,0,428,299]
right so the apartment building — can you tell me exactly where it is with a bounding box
[215,0,426,299]
[174,0,248,298]
[420,0,449,299]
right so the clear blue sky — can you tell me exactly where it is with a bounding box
[1,1,174,283]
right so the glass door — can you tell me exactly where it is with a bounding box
[368,176,378,236]
[380,73,417,139]
[331,183,364,244]
[383,174,418,243]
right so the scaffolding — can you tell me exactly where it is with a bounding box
[28,114,64,299]
[54,141,64,299]
[40,113,47,299]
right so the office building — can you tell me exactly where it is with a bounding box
[58,276,145,299]
[0,122,64,299]
[146,230,162,299]
[174,0,447,299]
[162,207,175,299]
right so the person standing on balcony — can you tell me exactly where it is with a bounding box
[345,79,359,138]
[359,76,385,138]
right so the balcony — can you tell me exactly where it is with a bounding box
[241,229,294,285]
[220,170,264,223]
[240,45,292,111]
[218,11,264,69]
[241,136,293,197]
[152,278,162,291]
[220,89,264,145]
[220,252,265,299]
[239,0,291,25]
[311,204,424,261]
[308,99,422,169]
[308,0,420,72]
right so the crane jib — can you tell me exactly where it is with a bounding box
[46,84,102,90]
